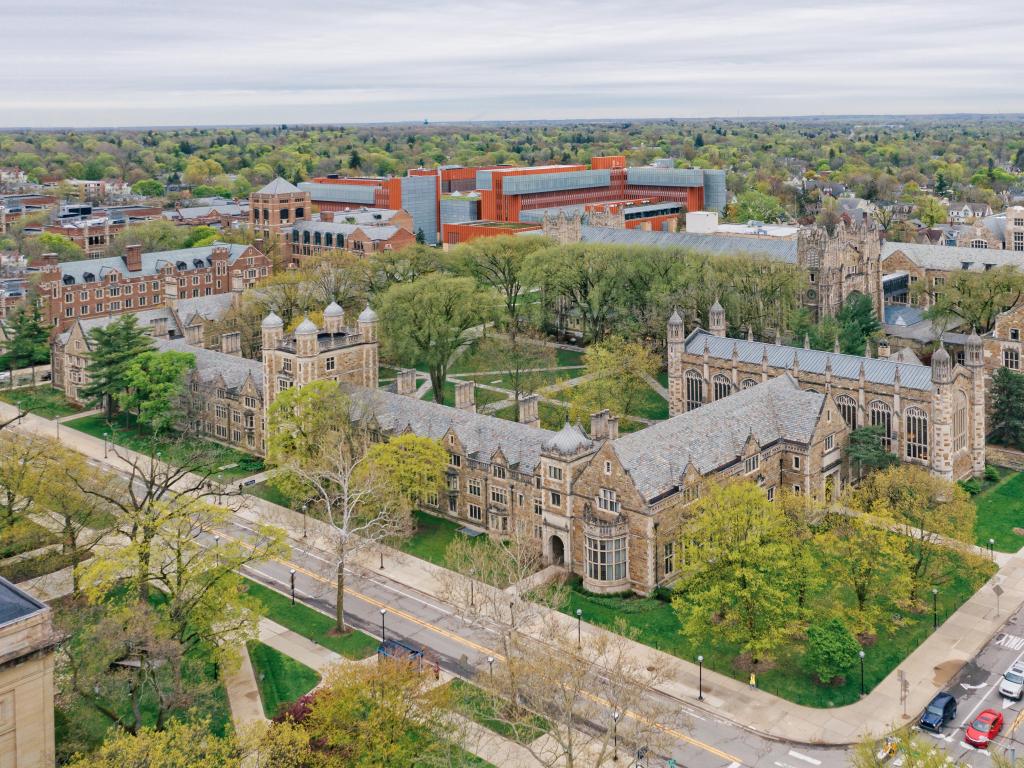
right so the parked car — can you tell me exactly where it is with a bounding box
[965,709,1003,748]
[919,692,957,732]
[1000,662,1024,700]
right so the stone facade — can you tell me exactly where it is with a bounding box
[667,305,986,481]
[797,221,884,319]
[0,578,57,768]
[249,177,311,242]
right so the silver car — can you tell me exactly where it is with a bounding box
[999,661,1024,699]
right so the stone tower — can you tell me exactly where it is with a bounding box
[541,211,583,245]
[796,221,883,321]
[667,309,685,417]
[965,330,987,475]
[709,299,726,338]
[249,177,310,243]
[929,345,954,480]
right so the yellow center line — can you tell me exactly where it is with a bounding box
[221,528,745,765]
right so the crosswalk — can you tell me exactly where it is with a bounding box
[995,633,1024,651]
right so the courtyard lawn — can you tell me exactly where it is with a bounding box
[65,412,264,481]
[399,510,470,568]
[468,367,584,390]
[559,545,995,708]
[0,386,81,419]
[243,578,379,660]
[656,369,669,389]
[248,481,295,509]
[248,641,321,719]
[973,470,1024,553]
[444,679,550,744]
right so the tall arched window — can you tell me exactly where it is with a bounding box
[685,370,703,411]
[836,395,858,429]
[741,378,758,390]
[905,407,929,461]
[870,401,893,451]
[953,391,969,452]
[712,374,732,401]
[325,233,333,247]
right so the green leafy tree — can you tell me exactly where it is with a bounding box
[107,220,189,257]
[847,425,898,474]
[0,302,50,371]
[23,231,84,262]
[131,179,165,197]
[182,225,218,248]
[569,336,660,422]
[80,314,155,419]
[673,480,802,664]
[729,190,786,223]
[803,618,861,685]
[990,367,1024,448]
[378,274,488,404]
[916,196,948,227]
[835,293,881,354]
[116,350,196,434]
[918,266,1024,334]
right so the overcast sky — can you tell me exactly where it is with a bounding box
[3,0,1023,127]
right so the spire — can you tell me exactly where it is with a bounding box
[833,336,841,354]
[774,328,782,345]
[864,340,872,358]
[894,366,901,386]
[803,334,810,350]
[747,325,754,341]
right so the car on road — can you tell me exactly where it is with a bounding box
[919,692,957,732]
[965,709,1003,748]
[1000,661,1024,700]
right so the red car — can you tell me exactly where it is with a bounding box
[965,709,1003,748]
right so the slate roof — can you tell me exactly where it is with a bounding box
[155,338,263,394]
[578,225,799,263]
[315,208,403,226]
[290,220,400,241]
[0,575,46,628]
[612,375,823,501]
[163,203,247,220]
[543,422,594,456]
[257,177,302,195]
[684,329,934,391]
[58,242,249,285]
[881,241,1024,272]
[348,387,557,473]
[174,293,234,323]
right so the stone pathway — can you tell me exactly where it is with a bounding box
[225,645,266,726]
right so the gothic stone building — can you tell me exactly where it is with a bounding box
[667,303,986,482]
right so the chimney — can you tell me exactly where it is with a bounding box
[254,238,265,254]
[221,331,241,356]
[151,316,168,338]
[125,243,142,272]
[185,322,203,346]
[454,380,476,412]
[518,394,540,428]
[877,339,890,359]
[320,211,334,223]
[606,415,619,441]
[590,409,610,440]
[39,252,59,269]
[396,368,417,396]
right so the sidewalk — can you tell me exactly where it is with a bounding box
[225,645,265,727]
[12,399,1024,746]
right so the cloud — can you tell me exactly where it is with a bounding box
[2,0,1022,126]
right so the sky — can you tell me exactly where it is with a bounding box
[3,0,1024,128]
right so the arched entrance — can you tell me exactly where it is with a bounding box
[549,535,565,566]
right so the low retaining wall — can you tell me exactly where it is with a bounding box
[987,445,1024,472]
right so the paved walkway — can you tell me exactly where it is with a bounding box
[12,399,1024,747]
[225,645,266,727]
[258,618,344,675]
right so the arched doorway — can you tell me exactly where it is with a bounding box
[549,535,565,566]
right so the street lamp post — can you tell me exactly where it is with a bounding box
[697,655,704,701]
[379,548,384,570]
[989,538,995,561]
[932,587,939,629]
[576,608,583,647]
[103,432,109,458]
[487,656,494,679]
[469,568,475,608]
[380,608,387,643]
[509,600,515,630]
[859,650,866,696]
[214,534,220,566]
[290,569,296,605]
[301,503,308,539]
[612,712,620,762]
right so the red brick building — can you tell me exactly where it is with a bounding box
[34,242,271,331]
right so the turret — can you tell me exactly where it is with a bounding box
[323,301,345,334]
[294,316,319,358]
[931,344,952,385]
[965,329,983,368]
[358,303,379,343]
[261,311,283,351]
[709,299,726,338]
[667,308,684,343]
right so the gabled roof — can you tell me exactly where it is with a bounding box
[881,241,1024,272]
[612,375,823,501]
[155,338,263,395]
[57,242,249,284]
[578,225,799,263]
[348,387,556,473]
[684,329,934,391]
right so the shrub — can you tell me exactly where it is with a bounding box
[959,478,982,496]
[984,465,1001,483]
[804,618,860,685]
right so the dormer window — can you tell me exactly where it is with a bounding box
[493,465,506,480]
[744,455,760,474]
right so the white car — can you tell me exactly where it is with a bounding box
[999,661,1024,700]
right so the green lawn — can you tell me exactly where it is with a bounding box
[399,510,471,567]
[555,347,585,367]
[559,545,995,708]
[656,369,669,389]
[243,578,378,660]
[248,641,321,719]
[0,518,60,559]
[248,480,295,508]
[467,368,582,391]
[974,470,1024,553]
[0,386,81,419]
[446,679,549,744]
[65,412,264,481]
[419,381,508,409]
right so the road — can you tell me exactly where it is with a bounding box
[215,515,853,768]
[916,604,1024,766]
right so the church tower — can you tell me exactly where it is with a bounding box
[667,309,685,416]
[965,330,987,476]
[929,345,954,480]
[709,299,726,338]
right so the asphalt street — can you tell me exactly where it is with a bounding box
[913,603,1024,766]
[216,515,854,768]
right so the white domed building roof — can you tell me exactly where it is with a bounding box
[261,311,283,328]
[295,317,319,335]
[324,301,344,318]
[542,422,593,456]
[359,304,379,323]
